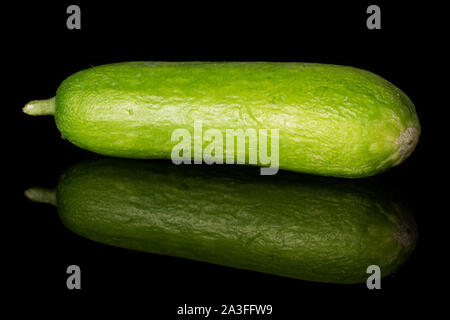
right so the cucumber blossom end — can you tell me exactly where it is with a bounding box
[395,127,420,165]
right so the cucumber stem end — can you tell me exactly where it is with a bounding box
[24,187,57,206]
[23,97,56,116]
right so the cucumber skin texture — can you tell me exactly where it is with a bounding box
[55,62,420,178]
[56,158,417,284]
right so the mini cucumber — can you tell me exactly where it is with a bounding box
[24,62,420,178]
[26,158,417,284]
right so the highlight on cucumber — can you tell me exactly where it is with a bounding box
[23,61,420,178]
[25,157,417,284]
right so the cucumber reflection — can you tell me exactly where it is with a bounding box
[27,157,417,284]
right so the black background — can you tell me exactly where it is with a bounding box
[4,1,447,316]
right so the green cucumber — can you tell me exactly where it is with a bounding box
[24,62,420,178]
[26,158,417,284]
